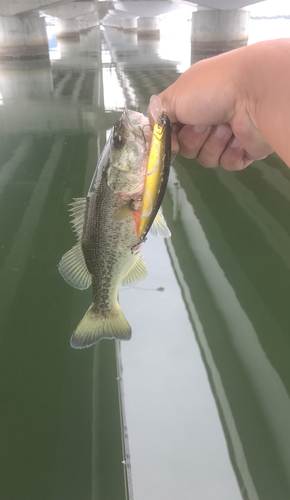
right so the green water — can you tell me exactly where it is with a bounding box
[1,23,290,500]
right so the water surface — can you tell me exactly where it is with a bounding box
[1,19,290,500]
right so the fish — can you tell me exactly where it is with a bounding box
[59,109,171,349]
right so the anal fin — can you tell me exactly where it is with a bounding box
[121,253,148,286]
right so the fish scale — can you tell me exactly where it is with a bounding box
[85,179,137,313]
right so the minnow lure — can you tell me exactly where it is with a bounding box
[138,108,171,242]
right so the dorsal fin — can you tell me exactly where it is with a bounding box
[69,197,87,240]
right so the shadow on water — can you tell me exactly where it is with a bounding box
[1,17,290,500]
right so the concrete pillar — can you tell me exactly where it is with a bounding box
[122,17,137,33]
[137,36,160,62]
[122,31,138,47]
[103,14,121,29]
[0,59,53,100]
[55,18,80,39]
[0,14,49,60]
[102,13,124,29]
[78,12,99,32]
[137,17,160,38]
[191,9,249,60]
[79,25,101,57]
[57,38,80,60]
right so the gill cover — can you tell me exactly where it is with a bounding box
[107,109,151,197]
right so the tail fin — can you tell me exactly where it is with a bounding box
[70,303,132,349]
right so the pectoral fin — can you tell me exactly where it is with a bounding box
[150,209,171,238]
[113,203,132,221]
[59,242,92,290]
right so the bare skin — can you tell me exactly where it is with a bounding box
[148,39,290,170]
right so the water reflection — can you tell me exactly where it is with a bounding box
[0,14,290,500]
[0,27,126,500]
[162,158,290,499]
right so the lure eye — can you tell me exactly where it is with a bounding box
[113,134,124,148]
[157,110,166,127]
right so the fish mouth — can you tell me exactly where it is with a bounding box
[124,109,152,147]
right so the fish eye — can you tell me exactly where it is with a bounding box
[113,134,124,148]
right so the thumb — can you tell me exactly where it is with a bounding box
[157,55,238,128]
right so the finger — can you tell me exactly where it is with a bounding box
[176,124,212,159]
[147,105,154,128]
[148,93,176,127]
[196,124,233,168]
[171,134,180,155]
[158,89,178,124]
[171,123,184,154]
[231,115,274,160]
[219,137,254,170]
[148,108,181,154]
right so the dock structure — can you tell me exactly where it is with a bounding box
[0,0,263,59]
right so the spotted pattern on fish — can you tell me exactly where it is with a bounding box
[82,168,138,314]
[58,108,170,348]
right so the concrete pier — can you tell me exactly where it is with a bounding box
[79,12,99,32]
[191,8,249,60]
[43,2,100,38]
[55,18,80,38]
[0,59,52,99]
[0,13,49,60]
[122,17,137,33]
[102,12,123,29]
[137,17,160,38]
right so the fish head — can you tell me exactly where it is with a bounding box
[107,110,152,198]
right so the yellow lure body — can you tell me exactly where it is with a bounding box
[138,110,171,241]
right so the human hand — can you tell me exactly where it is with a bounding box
[148,41,289,170]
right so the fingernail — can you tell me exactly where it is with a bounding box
[213,124,229,139]
[150,95,163,122]
[229,137,242,149]
[193,124,208,134]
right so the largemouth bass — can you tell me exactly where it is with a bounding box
[59,109,171,349]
